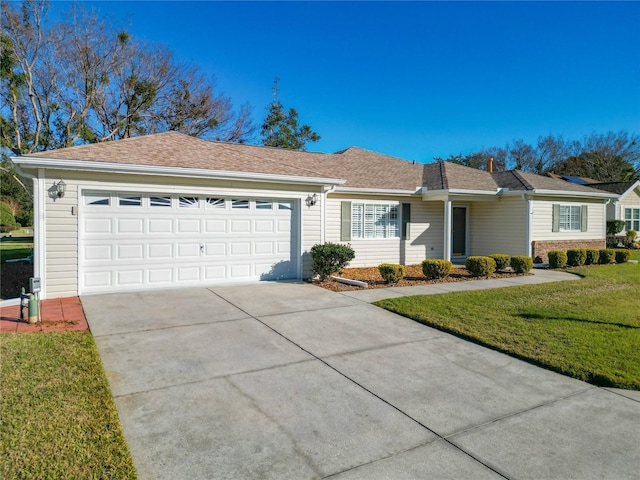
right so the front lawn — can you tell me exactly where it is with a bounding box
[375,260,640,390]
[0,332,137,479]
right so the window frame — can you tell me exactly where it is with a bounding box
[350,202,399,240]
[624,207,640,231]
[559,205,582,232]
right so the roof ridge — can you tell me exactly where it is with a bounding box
[440,161,449,189]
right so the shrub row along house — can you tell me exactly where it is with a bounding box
[11,131,634,299]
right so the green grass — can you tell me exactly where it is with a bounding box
[0,332,137,479]
[0,236,33,263]
[375,259,640,390]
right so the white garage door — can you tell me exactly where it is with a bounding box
[80,192,298,294]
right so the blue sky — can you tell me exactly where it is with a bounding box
[52,1,639,163]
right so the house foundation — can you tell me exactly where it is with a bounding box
[531,239,605,263]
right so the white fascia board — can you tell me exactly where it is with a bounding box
[12,156,345,187]
[333,186,422,196]
[529,189,617,200]
[422,189,499,200]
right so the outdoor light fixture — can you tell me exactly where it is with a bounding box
[305,193,318,207]
[54,179,66,198]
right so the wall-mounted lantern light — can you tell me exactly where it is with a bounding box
[54,179,66,198]
[305,193,318,207]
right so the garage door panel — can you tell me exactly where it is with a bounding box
[148,269,173,284]
[205,219,226,233]
[148,244,173,259]
[117,244,144,260]
[80,193,298,294]
[177,267,201,282]
[117,270,144,286]
[148,218,173,234]
[204,243,226,256]
[117,218,144,234]
[178,243,201,257]
[84,245,112,261]
[85,218,112,234]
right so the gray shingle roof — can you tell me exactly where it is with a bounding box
[587,181,637,195]
[19,132,616,195]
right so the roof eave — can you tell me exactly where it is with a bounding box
[529,189,618,199]
[332,186,422,196]
[12,156,346,187]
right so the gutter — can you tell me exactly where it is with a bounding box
[12,156,346,187]
[333,186,422,196]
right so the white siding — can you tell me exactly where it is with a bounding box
[531,197,606,241]
[325,194,444,267]
[470,196,529,256]
[41,170,322,298]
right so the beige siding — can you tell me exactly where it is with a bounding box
[616,187,640,220]
[41,169,322,298]
[325,194,444,267]
[531,197,606,241]
[470,196,529,256]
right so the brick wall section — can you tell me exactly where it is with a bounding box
[532,239,605,263]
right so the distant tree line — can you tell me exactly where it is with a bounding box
[435,131,640,182]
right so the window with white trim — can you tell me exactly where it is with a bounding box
[624,207,640,231]
[351,203,399,239]
[560,205,581,231]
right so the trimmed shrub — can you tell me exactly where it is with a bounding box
[489,254,511,271]
[510,255,533,274]
[566,248,587,267]
[598,249,615,264]
[615,249,631,264]
[310,242,356,280]
[584,249,600,265]
[421,259,452,279]
[627,230,637,242]
[606,220,626,236]
[378,263,406,283]
[548,250,567,269]
[465,256,496,277]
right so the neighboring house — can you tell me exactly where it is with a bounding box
[588,181,640,233]
[548,174,640,233]
[12,132,616,299]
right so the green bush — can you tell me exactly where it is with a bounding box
[566,248,587,267]
[310,242,356,280]
[627,230,637,242]
[510,255,533,274]
[465,256,496,277]
[598,249,615,264]
[584,249,600,265]
[606,220,626,236]
[615,249,631,264]
[489,254,511,271]
[378,263,406,283]
[421,259,452,279]
[0,202,16,226]
[548,250,567,268]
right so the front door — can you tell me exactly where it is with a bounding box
[452,207,467,257]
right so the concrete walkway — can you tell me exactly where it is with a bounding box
[82,273,640,480]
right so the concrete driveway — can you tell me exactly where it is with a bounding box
[82,282,640,480]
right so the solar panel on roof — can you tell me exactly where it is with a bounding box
[562,176,591,185]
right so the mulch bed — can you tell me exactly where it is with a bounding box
[1,263,33,300]
[313,264,525,291]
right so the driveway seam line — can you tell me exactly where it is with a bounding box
[111,358,317,399]
[208,290,512,480]
[445,385,597,440]
[92,315,254,337]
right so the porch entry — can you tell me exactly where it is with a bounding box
[452,206,467,257]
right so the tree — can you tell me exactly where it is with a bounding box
[261,78,320,151]
[0,0,255,153]
[434,147,507,171]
